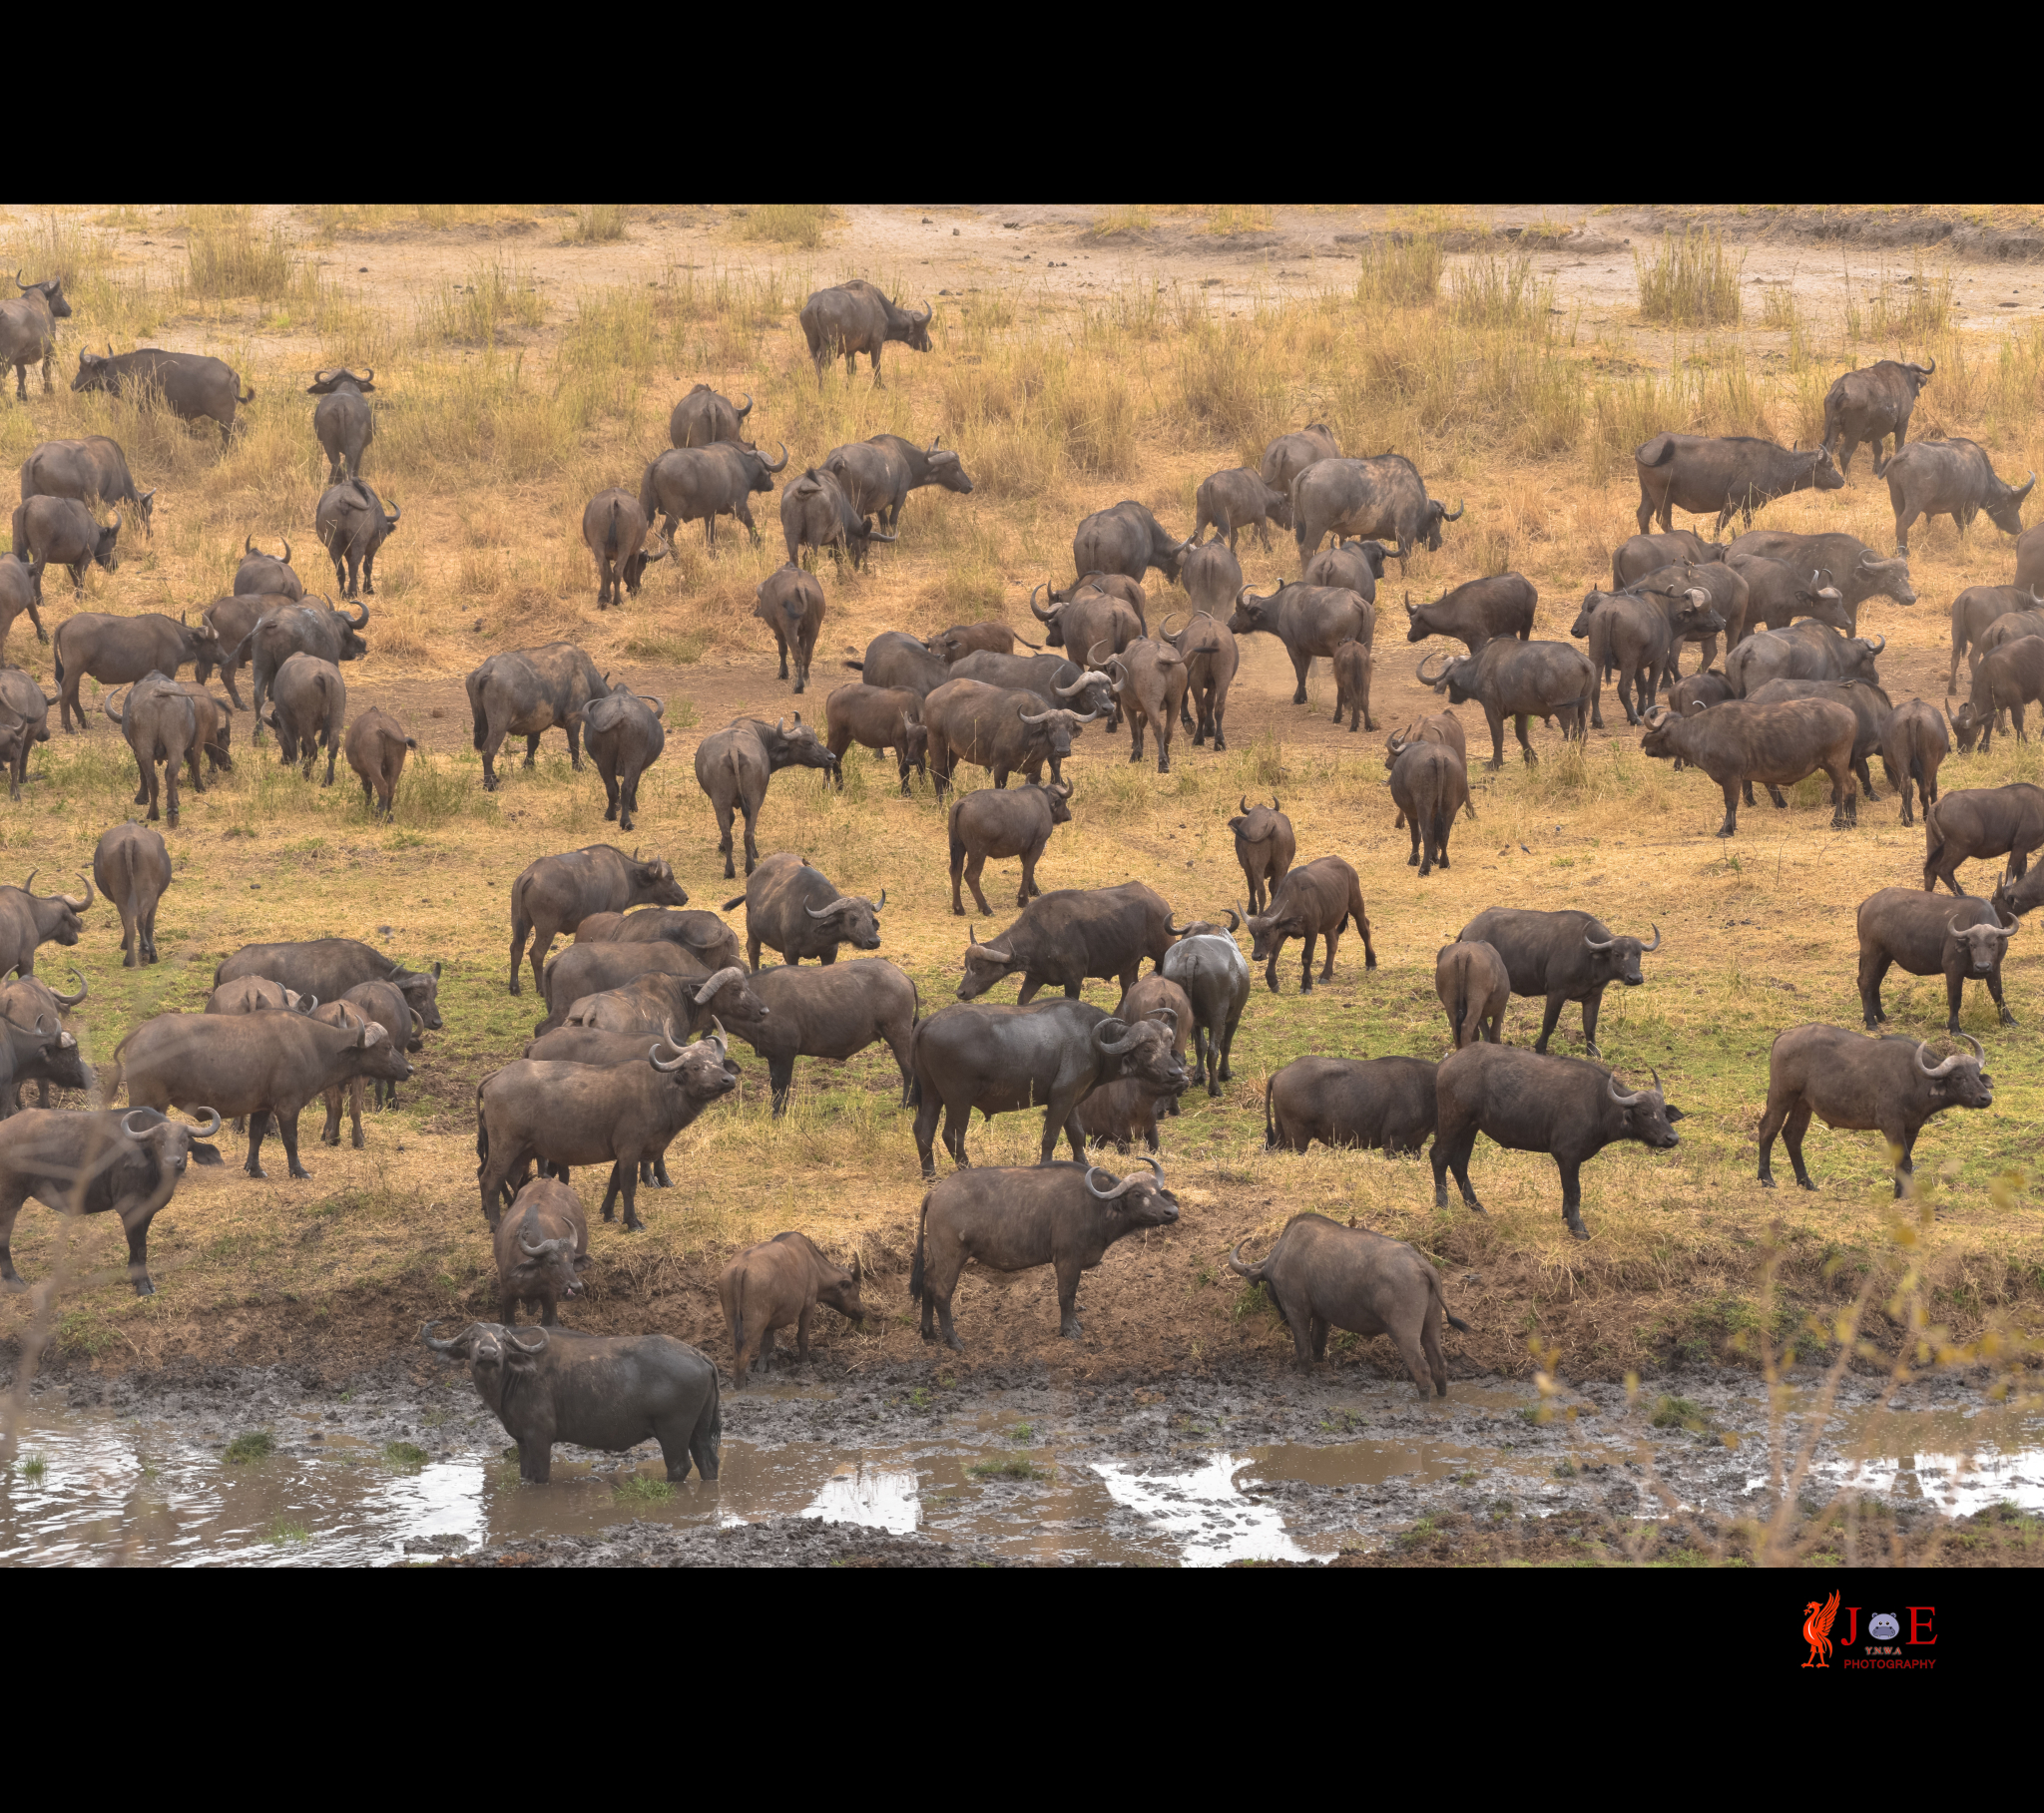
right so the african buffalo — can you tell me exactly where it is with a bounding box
[11,495,118,596]
[639,441,788,548]
[0,874,92,983]
[1569,587,1715,727]
[260,652,344,784]
[314,478,399,599]
[491,1178,587,1326]
[1385,733,1469,875]
[1229,1213,1469,1394]
[1262,1056,1437,1156]
[20,436,154,537]
[1242,856,1374,994]
[949,778,1071,914]
[910,1156,1178,1349]
[731,958,918,1115]
[572,908,742,975]
[863,433,972,527]
[1948,585,2044,691]
[1728,529,1916,625]
[1957,635,2044,752]
[247,598,369,735]
[1822,356,1933,474]
[93,822,170,968]
[216,938,442,1031]
[307,367,374,482]
[0,275,69,401]
[507,844,687,997]
[1627,559,1749,675]
[1261,423,1340,497]
[1922,784,2044,896]
[0,1106,222,1298]
[51,611,224,733]
[1856,887,2015,1035]
[345,704,415,819]
[72,345,253,444]
[1072,502,1190,588]
[1229,795,1293,913]
[1417,639,1593,768]
[948,650,1111,717]
[1332,639,1373,732]
[1880,698,1948,829]
[466,641,605,788]
[1179,538,1243,619]
[1401,574,1536,653]
[1727,554,1850,635]
[923,679,1096,796]
[1744,679,1892,801]
[1293,454,1461,571]
[670,383,753,448]
[1229,581,1371,705]
[582,488,667,606]
[1436,939,1508,1049]
[1611,530,1725,588]
[0,555,43,662]
[754,563,825,692]
[825,681,927,794]
[1160,923,1250,1098]
[798,280,931,385]
[1162,611,1240,749]
[2019,526,2044,595]
[105,676,197,827]
[956,881,1180,1004]
[1641,697,1860,836]
[927,622,1030,664]
[420,1319,721,1485]
[693,715,838,879]
[581,684,665,834]
[1457,907,1659,1057]
[1634,432,1843,535]
[1758,1024,1991,1196]
[780,465,894,570]
[721,1231,865,1380]
[1194,467,1291,552]
[1725,621,1883,697]
[1089,636,1186,772]
[727,853,882,970]
[1884,438,2034,557]
[1433,1045,1683,1240]
[844,629,951,699]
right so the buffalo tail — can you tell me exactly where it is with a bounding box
[732,1267,746,1368]
[1263,1076,1277,1149]
[720,893,747,913]
[908,1194,929,1303]
[1425,1265,1472,1334]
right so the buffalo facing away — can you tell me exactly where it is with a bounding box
[346,705,417,820]
[582,683,665,833]
[670,383,753,449]
[1263,1056,1437,1157]
[693,715,837,879]
[95,822,171,968]
[315,478,400,598]
[1386,726,1471,875]
[1261,423,1340,498]
[798,280,931,385]
[780,465,894,570]
[307,367,375,482]
[1193,467,1291,552]
[72,346,254,445]
[583,489,667,607]
[1758,1024,1991,1196]
[1882,437,2035,557]
[1230,1213,1469,1395]
[1433,1044,1684,1240]
[1634,433,1843,535]
[910,1157,1179,1349]
[755,563,825,692]
[1822,357,1933,475]
[1418,639,1592,769]
[0,275,70,400]
[1458,907,1660,1058]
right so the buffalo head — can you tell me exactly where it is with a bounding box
[806,887,885,952]
[1917,1033,1993,1109]
[1948,912,2016,977]
[1583,922,1662,988]
[1083,1153,1181,1227]
[1606,1066,1684,1147]
[16,273,69,318]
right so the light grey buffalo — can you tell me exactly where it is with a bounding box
[669,382,753,448]
[52,612,224,732]
[693,715,838,879]
[823,434,972,529]
[755,564,825,693]
[0,554,44,661]
[307,367,374,482]
[582,682,665,833]
[798,280,931,385]
[639,441,787,548]
[1882,437,2035,557]
[19,436,154,536]
[1161,919,1250,1098]
[1194,466,1291,552]
[72,345,254,444]
[247,598,368,736]
[583,488,667,607]
[1231,1213,1470,1395]
[105,675,198,827]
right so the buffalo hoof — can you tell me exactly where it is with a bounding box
[132,1276,154,1297]
[246,1165,266,1179]
[351,1133,365,1150]
[320,1132,338,1147]
[289,1165,312,1180]
[1565,1219,1590,1242]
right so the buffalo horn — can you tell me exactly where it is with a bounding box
[420,1318,471,1354]
[1224,908,1242,932]
[1051,779,1073,798]
[762,442,789,474]
[1584,931,1614,951]
[639,694,665,715]
[1960,1032,1985,1059]
[1608,1070,1645,1107]
[1415,652,1448,685]
[121,1110,156,1138]
[875,887,886,910]
[384,500,402,528]
[806,899,844,918]
[1085,1163,1149,1200]
[1086,638,1113,671]
[1093,1018,1142,1056]
[651,1036,687,1072]
[2019,472,2040,504]
[1865,633,1885,655]
[1909,356,1935,375]
[913,300,932,324]
[692,965,743,1004]
[707,1016,730,1058]
[508,1328,549,1354]
[1916,1040,1965,1079]
[1645,923,1662,953]
[1019,707,1054,724]
[346,601,369,629]
[1441,499,1465,522]
[1030,583,1055,624]
[1239,795,1251,814]
[186,1107,222,1136]
[279,538,291,565]
[1387,732,1409,755]
[1161,612,1185,641]
[1404,591,1418,618]
[1165,919,1192,938]
[245,535,256,557]
[16,872,31,897]
[52,968,86,1008]
[735,392,753,418]
[103,689,127,724]
[1052,674,1095,698]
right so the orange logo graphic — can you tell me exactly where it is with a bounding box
[1802,1590,1841,1667]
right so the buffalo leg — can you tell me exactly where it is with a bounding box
[1890,1128,1920,1200]
[740,798,762,874]
[1716,780,1740,838]
[320,1086,344,1145]
[1860,949,1892,1028]
[276,1109,310,1179]
[1419,1309,1448,1399]
[1485,706,1506,770]
[768,1057,796,1117]
[1555,1157,1589,1240]
[566,721,585,770]
[520,732,541,769]
[1017,841,1042,904]
[1219,1007,1242,1082]
[1579,990,1604,1059]
[517,1440,553,1484]
[714,799,738,878]
[1534,992,1568,1055]
[1513,713,1537,765]
[914,1091,942,1179]
[349,1078,364,1149]
[246,1111,271,1179]
[1432,1124,1484,1213]
[1780,1099,1817,1189]
[1055,1258,1087,1337]
[1309,1316,1330,1362]
[480,730,507,790]
[942,1103,970,1167]
[1408,815,1422,867]
[119,1208,158,1297]
[1757,1090,1790,1186]
[1855,754,1877,800]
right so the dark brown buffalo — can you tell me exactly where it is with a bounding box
[957,881,1180,1004]
[0,669,50,800]
[72,345,253,444]
[640,441,789,548]
[214,939,441,1030]
[105,675,197,826]
[922,679,1096,796]
[1384,733,1469,875]
[1634,433,1843,535]
[1028,583,1146,727]
[508,844,688,996]
[1627,559,1749,676]
[475,1030,739,1229]
[843,629,952,699]
[490,1179,588,1327]
[175,681,232,785]
[1230,1213,1469,1393]
[1883,437,2035,557]
[730,957,918,1115]
[113,1009,408,1179]
[0,274,69,400]
[330,977,422,1122]
[721,1232,865,1380]
[1229,795,1293,913]
[1401,573,1536,653]
[246,598,369,737]
[910,1156,1179,1349]
[1071,501,1190,588]
[823,680,926,794]
[572,908,743,975]
[1856,886,2015,1036]
[1178,537,1243,618]
[1090,636,1187,772]
[927,621,1029,663]
[582,488,667,606]
[1956,635,2044,752]
[308,367,374,483]
[1880,698,1948,829]
[1263,1056,1437,1156]
[1921,784,2044,896]
[1078,976,1191,1149]
[11,494,118,596]
[1292,454,1461,571]
[1417,639,1593,768]
[752,563,825,695]
[93,822,170,968]
[1744,679,1892,801]
[1437,939,1509,1048]
[1433,1045,1684,1240]
[419,1319,721,1485]
[0,873,93,983]
[1242,856,1374,995]
[1194,467,1291,552]
[465,640,606,789]
[727,853,883,970]
[1161,610,1240,750]
[582,684,666,833]
[949,778,1071,914]
[0,1106,222,1298]
[693,715,838,879]
[20,435,154,537]
[2018,525,2044,595]
[863,433,972,528]
[1569,587,1712,727]
[670,383,753,449]
[798,280,931,385]
[1332,639,1373,732]
[540,941,713,1035]
[1611,530,1725,587]
[1457,907,1660,1058]
[234,537,302,601]
[1261,423,1340,498]
[262,652,345,784]
[1822,356,1934,474]
[1229,582,1370,706]
[909,999,1187,1176]
[345,705,415,819]
[1639,696,1859,836]
[779,465,895,571]
[1971,611,2044,692]
[1758,1024,1991,1195]
[196,595,264,707]
[0,970,88,1111]
[1727,553,1850,635]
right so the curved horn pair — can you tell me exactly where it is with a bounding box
[52,968,86,1008]
[1085,1155,1165,1200]
[520,1232,575,1257]
[420,1318,472,1354]
[1951,913,2018,941]
[1917,1034,1983,1078]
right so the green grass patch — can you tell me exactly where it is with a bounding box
[968,1456,1048,1482]
[269,1519,311,1545]
[223,1431,274,1465]
[614,1474,675,1503]
[382,1441,430,1470]
[1651,1395,1709,1432]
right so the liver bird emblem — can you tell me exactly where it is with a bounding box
[1801,1590,1841,1667]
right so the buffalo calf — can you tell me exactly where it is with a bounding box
[1436,941,1508,1048]
[1242,856,1374,994]
[720,1231,865,1381]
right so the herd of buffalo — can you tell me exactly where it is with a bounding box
[0,265,2035,1485]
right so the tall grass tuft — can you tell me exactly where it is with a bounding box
[186,211,296,301]
[1636,230,1743,327]
[566,205,627,244]
[1353,234,1443,307]
[736,205,831,248]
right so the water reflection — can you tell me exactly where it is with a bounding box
[803,1464,921,1535]
[1094,1456,1316,1566]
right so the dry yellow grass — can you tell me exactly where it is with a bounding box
[0,206,2039,1393]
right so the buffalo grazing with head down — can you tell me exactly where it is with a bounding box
[508,844,687,997]
[798,280,932,385]
[670,383,753,449]
[11,495,118,597]
[466,641,605,790]
[1292,453,1460,572]
[582,489,667,608]
[1634,432,1843,537]
[721,1231,865,1380]
[1882,437,2034,557]
[20,436,154,538]
[72,345,253,445]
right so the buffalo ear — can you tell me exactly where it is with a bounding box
[1662,1105,1685,1123]
[431,960,442,979]
[721,1060,741,1079]
[190,1142,224,1165]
